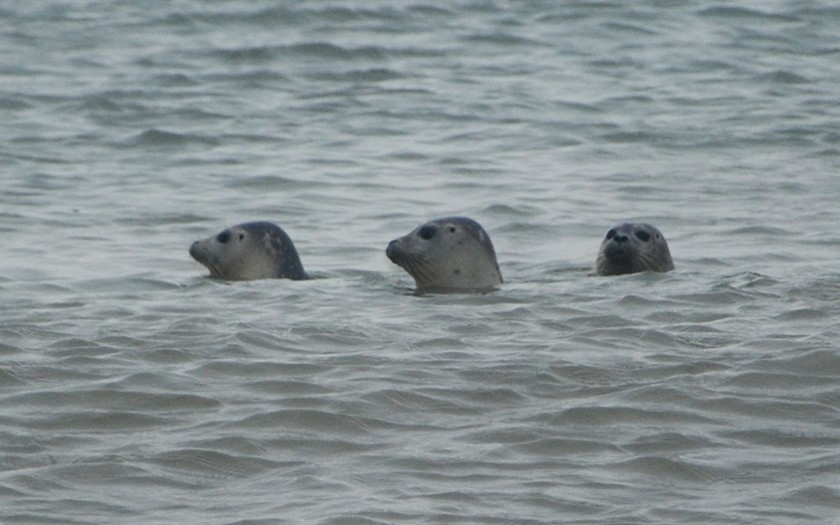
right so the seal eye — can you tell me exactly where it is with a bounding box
[635,231,651,242]
[606,229,617,240]
[217,231,230,244]
[238,233,245,241]
[448,226,456,233]
[418,226,437,240]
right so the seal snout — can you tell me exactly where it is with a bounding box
[189,240,203,262]
[603,242,627,262]
[385,239,403,264]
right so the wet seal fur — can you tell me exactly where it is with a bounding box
[596,222,674,276]
[189,221,307,281]
[386,216,502,292]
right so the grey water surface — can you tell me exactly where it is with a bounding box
[2,1,840,524]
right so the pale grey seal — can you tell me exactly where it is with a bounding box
[386,216,502,292]
[595,222,674,276]
[189,221,307,281]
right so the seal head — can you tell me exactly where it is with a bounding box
[190,221,307,281]
[386,216,502,292]
[595,222,674,276]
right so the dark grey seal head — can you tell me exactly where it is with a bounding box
[386,216,502,292]
[595,222,674,276]
[189,221,307,281]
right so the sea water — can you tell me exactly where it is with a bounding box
[2,2,839,523]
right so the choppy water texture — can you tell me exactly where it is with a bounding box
[2,1,840,523]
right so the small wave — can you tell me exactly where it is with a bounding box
[230,175,307,190]
[7,389,221,412]
[463,32,546,47]
[309,68,404,83]
[0,94,33,110]
[152,73,199,87]
[28,411,172,431]
[211,45,278,63]
[287,42,387,60]
[129,129,219,147]
[611,455,725,483]
[209,42,389,63]
[755,70,810,84]
[782,485,840,509]
[150,448,292,480]
[229,408,392,435]
[697,6,799,22]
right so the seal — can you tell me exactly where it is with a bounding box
[386,216,502,292]
[595,222,674,276]
[189,221,307,281]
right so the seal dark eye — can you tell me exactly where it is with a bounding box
[217,231,230,244]
[239,233,245,241]
[418,226,437,240]
[635,231,651,242]
[448,226,456,233]
[606,229,617,240]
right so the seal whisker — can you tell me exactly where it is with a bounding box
[206,261,224,279]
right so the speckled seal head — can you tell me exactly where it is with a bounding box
[386,216,502,292]
[189,221,307,281]
[595,222,674,276]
